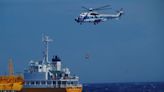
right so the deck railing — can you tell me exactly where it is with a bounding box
[24,80,82,88]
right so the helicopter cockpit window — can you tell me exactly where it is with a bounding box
[90,13,99,15]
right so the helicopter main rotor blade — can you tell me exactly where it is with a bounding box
[82,6,90,11]
[95,7,112,11]
[93,5,111,11]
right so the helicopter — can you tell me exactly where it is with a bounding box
[75,5,124,25]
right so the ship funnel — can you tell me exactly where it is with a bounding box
[52,55,61,71]
[52,56,61,62]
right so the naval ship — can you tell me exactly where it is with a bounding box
[20,35,82,92]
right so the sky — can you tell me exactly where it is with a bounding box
[0,0,164,83]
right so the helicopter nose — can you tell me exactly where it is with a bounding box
[75,18,77,21]
[75,18,79,22]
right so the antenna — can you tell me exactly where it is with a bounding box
[42,35,53,64]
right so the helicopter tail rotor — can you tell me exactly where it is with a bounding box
[119,8,124,18]
[115,8,124,20]
[116,8,124,17]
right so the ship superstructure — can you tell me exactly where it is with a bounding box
[22,35,82,92]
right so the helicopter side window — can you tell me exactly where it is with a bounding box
[90,13,99,15]
[85,16,89,19]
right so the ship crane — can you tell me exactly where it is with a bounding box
[8,58,14,76]
[0,58,24,91]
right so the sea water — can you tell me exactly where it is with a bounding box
[83,82,164,92]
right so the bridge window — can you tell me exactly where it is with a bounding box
[41,81,45,84]
[36,81,40,85]
[47,81,52,85]
[31,81,34,85]
[53,81,56,84]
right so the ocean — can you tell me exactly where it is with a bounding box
[83,82,164,92]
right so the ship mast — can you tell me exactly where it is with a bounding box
[42,35,53,64]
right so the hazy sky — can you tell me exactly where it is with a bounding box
[0,0,164,83]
